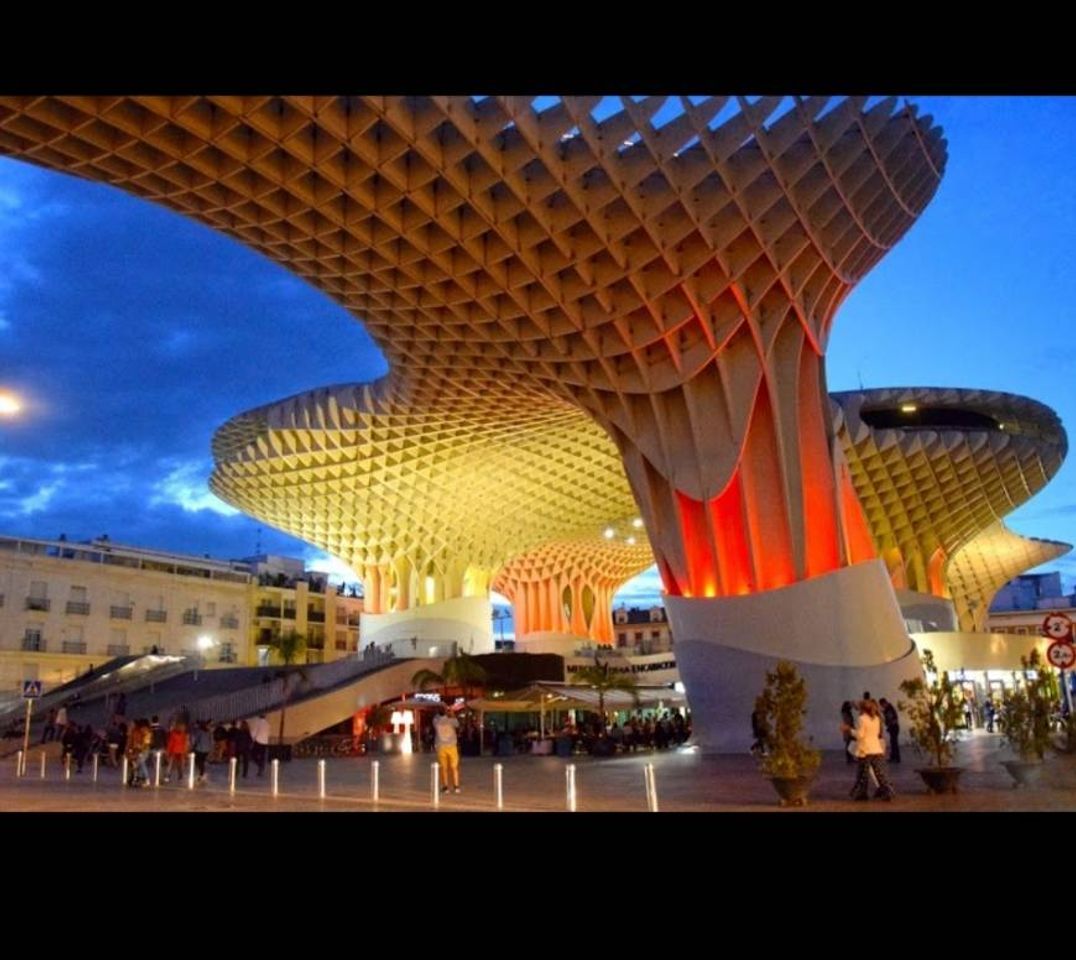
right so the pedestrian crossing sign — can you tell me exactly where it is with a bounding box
[22,680,42,699]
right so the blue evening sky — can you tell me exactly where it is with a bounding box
[0,96,1073,612]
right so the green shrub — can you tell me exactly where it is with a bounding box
[898,648,963,767]
[754,661,821,780]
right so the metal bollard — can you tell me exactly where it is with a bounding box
[494,763,504,810]
[645,763,659,812]
[64,754,71,781]
[271,758,279,797]
[431,762,440,807]
[121,756,129,787]
[39,751,46,779]
[15,750,23,779]
[229,757,237,794]
[92,753,99,783]
[371,760,380,803]
[154,750,162,787]
[187,752,196,790]
[566,763,577,812]
[318,759,326,800]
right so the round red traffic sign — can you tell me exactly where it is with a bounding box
[1042,612,1073,641]
[1047,641,1076,670]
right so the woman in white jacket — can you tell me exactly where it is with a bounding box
[842,700,895,801]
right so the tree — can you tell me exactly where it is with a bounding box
[270,630,308,745]
[898,648,963,768]
[753,660,821,780]
[1000,649,1054,761]
[570,656,639,728]
[411,650,490,701]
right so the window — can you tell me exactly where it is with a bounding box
[634,632,643,642]
[651,630,660,639]
[23,627,44,651]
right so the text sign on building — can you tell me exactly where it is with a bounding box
[21,680,42,699]
[1047,641,1076,671]
[1042,612,1073,641]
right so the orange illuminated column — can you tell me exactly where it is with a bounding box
[493,538,654,646]
[596,313,864,602]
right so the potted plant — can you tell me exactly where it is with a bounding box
[898,649,965,793]
[754,661,821,806]
[998,649,1054,787]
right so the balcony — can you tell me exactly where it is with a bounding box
[21,637,46,652]
[220,615,239,629]
[110,605,133,620]
[255,605,280,618]
[106,644,130,656]
[62,641,87,655]
[66,601,91,615]
[182,611,202,626]
[25,597,50,612]
[145,609,167,622]
[283,608,297,620]
[307,609,325,623]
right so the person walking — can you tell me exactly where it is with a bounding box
[840,701,856,764]
[879,697,901,764]
[248,714,271,776]
[842,699,895,801]
[750,706,768,757]
[433,705,461,794]
[191,721,212,783]
[164,721,189,783]
[234,721,253,778]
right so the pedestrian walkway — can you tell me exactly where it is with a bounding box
[1,732,1073,812]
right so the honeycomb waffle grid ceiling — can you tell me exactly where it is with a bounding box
[946,522,1070,632]
[7,95,1057,619]
[0,94,944,411]
[832,387,1068,609]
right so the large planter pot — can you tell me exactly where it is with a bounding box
[768,776,813,807]
[1001,759,1044,788]
[915,766,964,794]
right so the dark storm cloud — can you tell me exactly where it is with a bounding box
[0,157,387,562]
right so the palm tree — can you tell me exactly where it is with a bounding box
[411,650,490,701]
[270,630,307,745]
[571,656,640,729]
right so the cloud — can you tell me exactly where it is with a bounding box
[151,460,240,516]
[15,481,62,516]
[613,566,664,608]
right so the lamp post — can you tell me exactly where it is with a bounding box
[195,635,215,681]
[0,391,21,417]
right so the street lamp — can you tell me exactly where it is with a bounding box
[195,634,215,680]
[0,391,22,416]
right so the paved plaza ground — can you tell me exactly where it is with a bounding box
[1,732,1074,812]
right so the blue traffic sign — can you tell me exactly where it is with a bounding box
[21,680,42,699]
